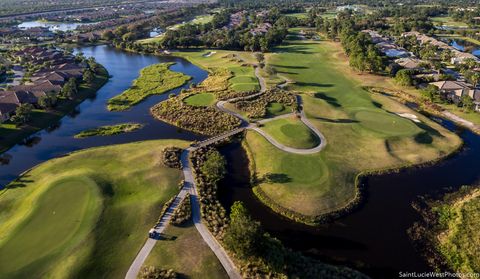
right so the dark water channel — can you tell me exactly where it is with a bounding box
[219,121,480,278]
[0,45,207,187]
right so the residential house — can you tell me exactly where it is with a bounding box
[430,80,480,110]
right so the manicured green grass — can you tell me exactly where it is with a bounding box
[183,93,216,107]
[261,117,319,149]
[430,16,468,27]
[143,221,228,278]
[74,122,144,138]
[245,34,462,218]
[285,13,308,19]
[0,140,188,279]
[266,101,292,116]
[0,67,109,153]
[107,63,191,111]
[174,50,260,92]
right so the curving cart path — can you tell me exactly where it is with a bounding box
[127,62,327,279]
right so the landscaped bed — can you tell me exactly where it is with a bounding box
[107,63,191,111]
[0,140,188,279]
[74,123,144,138]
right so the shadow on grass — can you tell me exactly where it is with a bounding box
[313,92,341,107]
[314,116,359,123]
[372,101,383,108]
[263,173,292,183]
[299,82,334,88]
[270,64,308,69]
[6,175,33,189]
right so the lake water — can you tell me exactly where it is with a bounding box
[0,45,207,187]
[449,39,480,56]
[18,21,94,32]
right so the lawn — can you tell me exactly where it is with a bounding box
[184,93,216,107]
[244,33,462,220]
[74,122,144,138]
[0,66,109,153]
[284,13,308,19]
[143,221,228,278]
[430,16,468,27]
[107,63,191,111]
[0,139,188,279]
[173,50,260,92]
[260,116,319,149]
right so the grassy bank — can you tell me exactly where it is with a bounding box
[0,66,109,153]
[0,140,188,279]
[173,50,260,92]
[411,186,480,273]
[107,63,191,111]
[143,221,228,278]
[183,92,216,107]
[74,122,144,138]
[244,34,462,221]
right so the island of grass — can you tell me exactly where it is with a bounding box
[173,50,260,92]
[0,140,188,279]
[243,32,462,224]
[183,92,216,107]
[413,186,480,273]
[107,63,191,111]
[0,66,109,153]
[260,116,319,149]
[74,123,144,138]
[142,221,228,278]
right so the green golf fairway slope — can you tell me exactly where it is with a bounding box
[0,140,188,279]
[245,32,462,223]
[261,117,319,149]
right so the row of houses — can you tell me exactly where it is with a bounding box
[0,47,85,122]
[361,29,411,58]
[402,31,480,64]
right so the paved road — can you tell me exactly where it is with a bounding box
[183,149,242,279]
[125,149,241,279]
[125,175,190,279]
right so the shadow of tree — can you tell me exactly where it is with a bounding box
[372,101,383,108]
[314,116,359,123]
[263,173,292,183]
[313,92,341,107]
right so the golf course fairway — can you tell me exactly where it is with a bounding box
[245,32,462,223]
[0,139,188,279]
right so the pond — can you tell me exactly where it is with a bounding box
[219,120,480,278]
[0,45,208,187]
[17,20,95,32]
[448,39,480,56]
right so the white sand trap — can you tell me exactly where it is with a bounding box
[203,51,216,57]
[396,112,421,123]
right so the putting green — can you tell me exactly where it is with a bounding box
[354,110,418,136]
[0,176,101,278]
[261,117,319,149]
[184,93,216,106]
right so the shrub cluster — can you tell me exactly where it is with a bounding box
[161,146,183,169]
[233,88,298,119]
[171,193,191,226]
[139,266,178,279]
[151,93,241,136]
[190,147,229,238]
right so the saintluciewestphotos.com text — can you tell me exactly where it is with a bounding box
[399,272,480,278]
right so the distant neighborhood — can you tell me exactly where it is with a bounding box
[362,29,480,112]
[0,47,88,122]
